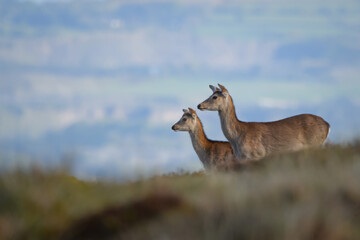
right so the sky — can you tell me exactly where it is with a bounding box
[0,0,360,180]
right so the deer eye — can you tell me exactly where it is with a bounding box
[182,118,187,122]
[212,96,218,100]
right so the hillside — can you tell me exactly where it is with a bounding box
[0,142,360,239]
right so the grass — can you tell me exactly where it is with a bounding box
[1,142,360,240]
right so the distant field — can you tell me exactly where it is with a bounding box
[1,142,360,240]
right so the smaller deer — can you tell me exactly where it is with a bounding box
[172,108,243,171]
[198,84,330,162]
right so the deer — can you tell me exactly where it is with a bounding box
[171,107,244,171]
[197,84,330,162]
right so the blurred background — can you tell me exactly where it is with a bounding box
[0,0,359,180]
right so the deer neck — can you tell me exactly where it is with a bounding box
[218,96,245,140]
[189,118,211,166]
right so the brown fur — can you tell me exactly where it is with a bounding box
[172,108,244,171]
[198,84,330,162]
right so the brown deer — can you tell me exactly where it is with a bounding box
[171,108,243,171]
[197,84,330,162]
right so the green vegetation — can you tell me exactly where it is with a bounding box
[1,143,360,240]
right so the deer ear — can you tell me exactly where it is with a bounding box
[183,109,190,114]
[218,84,229,97]
[209,85,217,93]
[188,108,197,119]
[218,83,228,92]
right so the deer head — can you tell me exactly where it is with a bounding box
[171,108,198,132]
[197,84,229,111]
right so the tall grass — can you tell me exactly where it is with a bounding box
[0,143,360,240]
